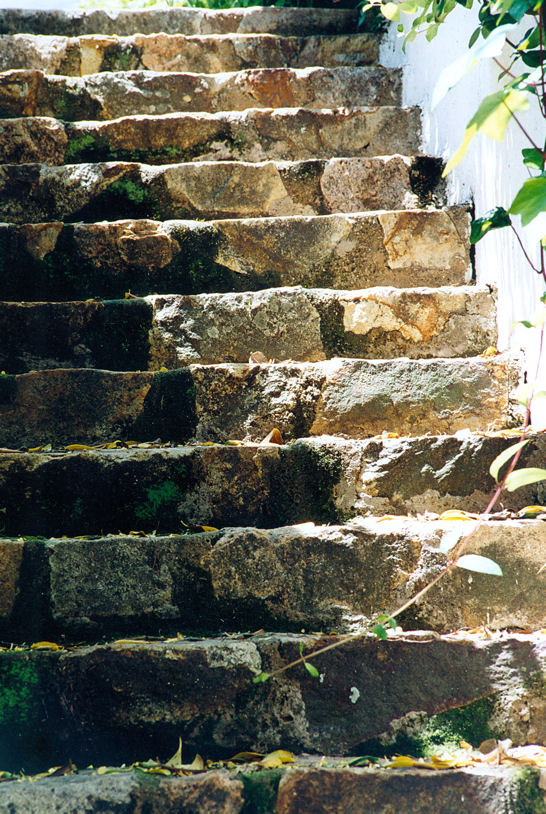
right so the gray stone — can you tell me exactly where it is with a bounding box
[0,356,520,446]
[0,32,379,75]
[4,518,541,638]
[277,765,546,814]
[0,66,402,120]
[0,435,544,535]
[0,770,245,814]
[0,7,360,37]
[148,285,495,365]
[0,211,471,302]
[0,633,543,764]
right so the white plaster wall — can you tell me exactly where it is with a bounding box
[380,9,546,426]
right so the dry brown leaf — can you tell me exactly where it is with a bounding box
[249,352,268,364]
[260,428,283,445]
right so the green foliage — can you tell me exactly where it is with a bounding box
[470,205,511,244]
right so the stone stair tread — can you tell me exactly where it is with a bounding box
[0,285,495,373]
[3,107,422,166]
[0,32,380,75]
[0,356,520,448]
[0,210,471,301]
[0,156,445,224]
[0,7,361,38]
[0,434,542,535]
[0,66,402,120]
[2,519,544,641]
[0,764,544,814]
[0,631,543,770]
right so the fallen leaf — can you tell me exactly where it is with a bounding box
[249,352,268,364]
[260,428,283,445]
[481,346,498,357]
[260,750,296,769]
[30,641,63,651]
[438,510,477,521]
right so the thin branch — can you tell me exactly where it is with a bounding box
[510,223,544,277]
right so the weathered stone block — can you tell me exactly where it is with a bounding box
[0,32,380,75]
[0,211,471,301]
[1,107,425,166]
[0,7,361,37]
[0,66,402,120]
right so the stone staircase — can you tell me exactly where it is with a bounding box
[0,6,545,812]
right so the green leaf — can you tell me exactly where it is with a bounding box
[470,206,511,243]
[380,2,401,20]
[520,49,542,67]
[372,624,388,640]
[253,672,270,684]
[468,26,481,47]
[304,662,319,678]
[504,467,546,491]
[509,174,546,225]
[456,554,503,576]
[444,89,528,175]
[522,148,545,171]
[489,439,529,481]
[377,614,397,629]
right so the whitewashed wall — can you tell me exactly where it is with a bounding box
[380,9,546,427]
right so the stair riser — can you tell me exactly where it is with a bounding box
[0,211,471,301]
[0,8,361,37]
[0,357,519,447]
[0,67,401,120]
[0,767,540,814]
[0,437,543,536]
[0,156,431,224]
[2,107,421,166]
[1,521,543,641]
[0,635,543,772]
[0,33,379,75]
[0,286,495,373]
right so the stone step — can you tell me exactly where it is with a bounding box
[1,764,543,814]
[0,632,543,772]
[0,66,402,120]
[3,107,424,166]
[0,434,542,536]
[0,32,380,76]
[0,210,471,301]
[0,8,360,38]
[0,156,437,224]
[0,356,519,448]
[0,286,495,374]
[1,519,544,641]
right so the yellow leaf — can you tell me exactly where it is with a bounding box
[200,526,218,532]
[229,751,265,763]
[260,750,296,769]
[165,738,183,768]
[30,641,63,651]
[159,366,168,372]
[388,755,418,768]
[28,446,43,453]
[438,510,476,521]
[481,346,498,357]
[65,444,94,451]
